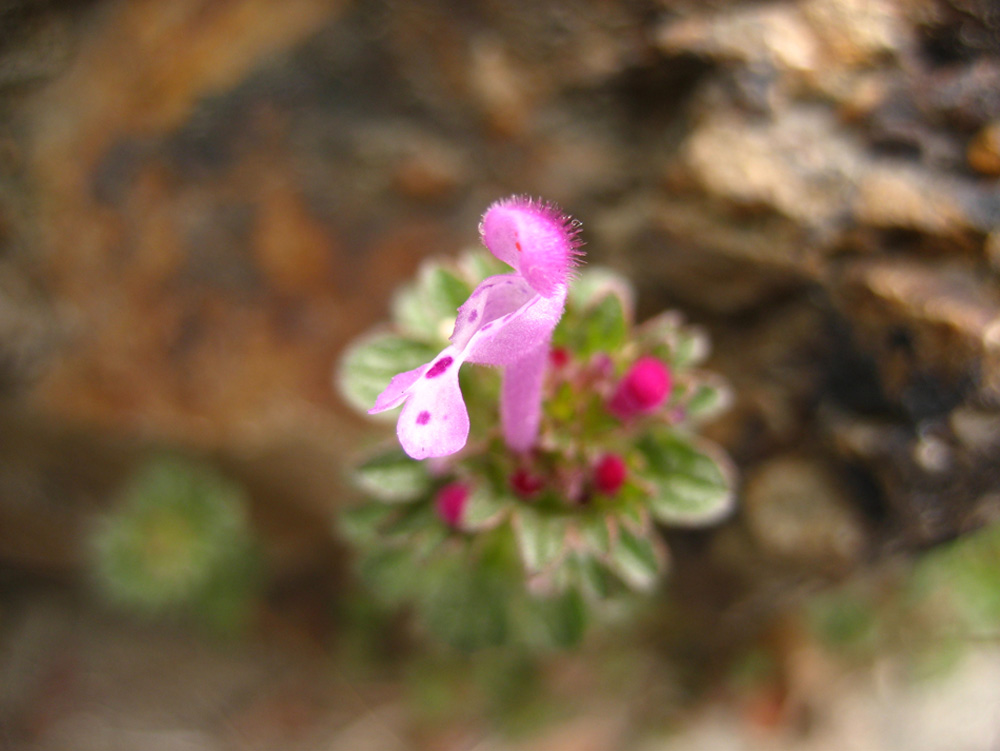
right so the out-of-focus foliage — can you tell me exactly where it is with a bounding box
[90,456,261,634]
[806,520,1000,674]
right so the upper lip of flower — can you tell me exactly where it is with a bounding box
[449,274,535,352]
[479,195,583,298]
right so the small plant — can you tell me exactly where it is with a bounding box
[338,196,735,649]
[91,455,261,634]
[804,519,1000,679]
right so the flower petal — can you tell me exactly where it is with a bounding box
[450,274,534,351]
[500,343,550,453]
[465,286,566,366]
[369,363,429,413]
[395,348,470,459]
[480,196,582,298]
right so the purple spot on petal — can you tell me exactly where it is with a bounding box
[425,356,454,379]
[468,310,478,323]
[482,323,493,330]
[416,411,431,425]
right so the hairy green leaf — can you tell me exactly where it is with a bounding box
[515,509,567,574]
[337,332,437,414]
[392,265,471,341]
[637,431,735,526]
[610,526,662,591]
[354,449,431,503]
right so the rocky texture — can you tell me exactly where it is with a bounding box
[743,456,868,573]
[640,0,1000,554]
[0,0,997,668]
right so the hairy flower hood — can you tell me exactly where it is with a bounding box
[370,196,582,459]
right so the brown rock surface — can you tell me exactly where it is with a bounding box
[834,259,1000,409]
[743,455,868,572]
[0,0,997,690]
[968,120,1000,175]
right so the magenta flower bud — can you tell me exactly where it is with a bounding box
[608,356,672,420]
[510,467,545,498]
[594,453,627,496]
[435,482,470,527]
[549,346,570,369]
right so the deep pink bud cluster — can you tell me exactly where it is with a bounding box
[549,346,571,369]
[510,468,545,498]
[608,356,672,420]
[435,482,469,527]
[594,453,627,495]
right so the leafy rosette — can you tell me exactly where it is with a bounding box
[338,245,735,650]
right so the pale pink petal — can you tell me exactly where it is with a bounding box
[464,286,566,366]
[369,363,429,413]
[450,274,534,351]
[395,349,470,459]
[500,343,550,453]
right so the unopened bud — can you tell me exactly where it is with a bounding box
[549,346,570,369]
[594,453,627,495]
[608,356,671,419]
[435,482,470,527]
[510,468,545,498]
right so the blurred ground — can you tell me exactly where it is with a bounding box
[3,581,1000,750]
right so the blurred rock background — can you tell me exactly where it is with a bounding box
[0,0,998,748]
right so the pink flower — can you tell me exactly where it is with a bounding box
[608,356,671,420]
[594,453,627,495]
[435,482,470,527]
[370,196,582,459]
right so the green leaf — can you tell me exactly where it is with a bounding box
[392,264,471,341]
[579,515,612,557]
[636,311,682,351]
[462,487,510,530]
[459,249,508,284]
[636,431,735,526]
[910,521,1000,634]
[572,553,614,599]
[532,589,587,648]
[617,492,646,530]
[557,293,627,357]
[683,378,731,421]
[360,547,418,604]
[382,502,437,537]
[354,449,431,503]
[610,527,662,591]
[807,587,879,653]
[567,267,633,313]
[91,456,257,615]
[514,509,567,574]
[546,382,577,424]
[584,294,628,356]
[421,553,510,650]
[338,503,395,543]
[410,525,449,561]
[637,312,710,368]
[671,328,710,368]
[337,332,437,414]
